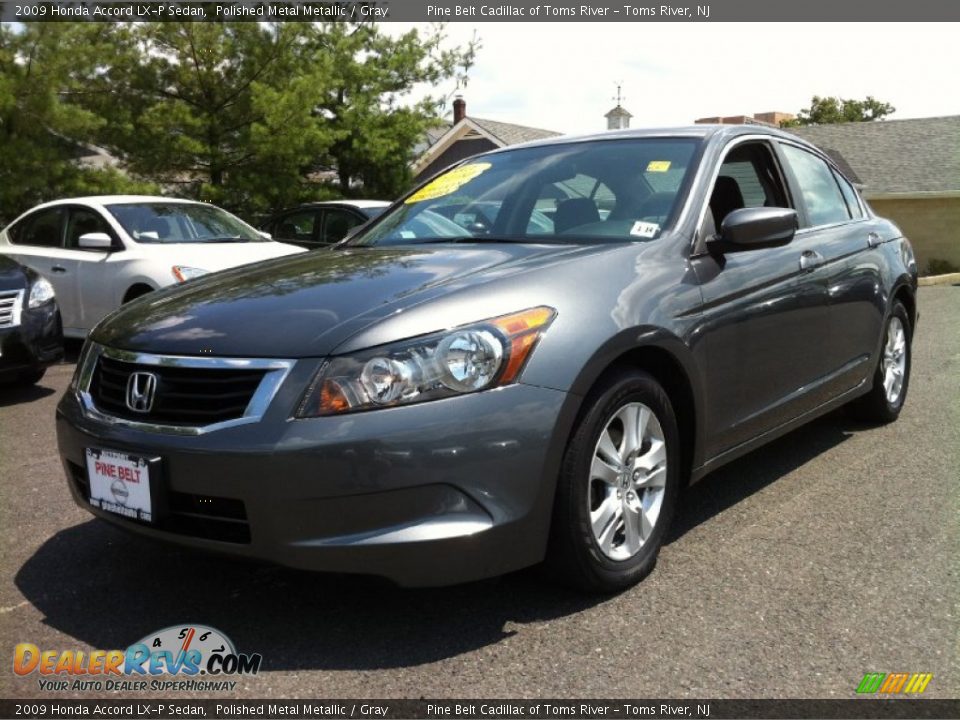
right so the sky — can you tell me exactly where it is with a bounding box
[388,23,960,133]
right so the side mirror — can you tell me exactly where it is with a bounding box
[708,207,797,253]
[259,230,273,240]
[78,232,113,250]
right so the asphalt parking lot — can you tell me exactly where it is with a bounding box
[1,286,957,700]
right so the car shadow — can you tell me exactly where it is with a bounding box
[14,521,600,670]
[0,382,56,407]
[15,409,861,672]
[64,338,84,363]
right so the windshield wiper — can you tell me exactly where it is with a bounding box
[196,237,248,243]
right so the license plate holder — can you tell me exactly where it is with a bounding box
[85,448,155,523]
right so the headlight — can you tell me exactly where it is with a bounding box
[27,276,55,308]
[172,266,209,283]
[297,306,556,417]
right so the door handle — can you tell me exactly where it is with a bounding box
[50,265,67,274]
[799,250,824,272]
[867,231,882,248]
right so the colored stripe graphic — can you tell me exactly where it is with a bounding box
[857,673,885,694]
[857,672,932,694]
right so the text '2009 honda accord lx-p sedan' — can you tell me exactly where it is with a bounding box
[56,125,918,591]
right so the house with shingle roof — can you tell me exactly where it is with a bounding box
[412,96,561,182]
[792,116,960,273]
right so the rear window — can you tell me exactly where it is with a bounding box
[8,208,64,248]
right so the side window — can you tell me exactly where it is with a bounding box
[273,211,317,244]
[9,208,64,248]
[707,143,790,233]
[321,209,364,244]
[781,144,851,227]
[65,208,115,250]
[833,170,864,220]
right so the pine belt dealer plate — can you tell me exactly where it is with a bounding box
[85,448,153,523]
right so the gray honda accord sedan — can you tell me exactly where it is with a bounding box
[57,125,917,591]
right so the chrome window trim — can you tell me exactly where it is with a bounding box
[687,133,780,254]
[76,343,296,436]
[0,289,25,329]
[794,216,873,238]
[688,133,872,256]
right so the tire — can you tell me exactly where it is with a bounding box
[16,368,46,386]
[848,300,912,424]
[547,369,681,593]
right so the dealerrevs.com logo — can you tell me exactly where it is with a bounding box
[13,624,262,692]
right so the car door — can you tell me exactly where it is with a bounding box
[270,209,321,249]
[777,142,885,398]
[692,139,832,458]
[63,206,126,330]
[2,207,82,329]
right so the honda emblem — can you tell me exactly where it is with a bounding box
[125,371,158,413]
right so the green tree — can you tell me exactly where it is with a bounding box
[782,95,896,127]
[78,23,335,216]
[2,22,477,222]
[309,23,477,198]
[0,24,154,225]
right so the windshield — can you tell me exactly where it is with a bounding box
[106,203,264,244]
[353,138,700,247]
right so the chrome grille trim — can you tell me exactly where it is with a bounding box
[76,343,296,436]
[0,289,25,329]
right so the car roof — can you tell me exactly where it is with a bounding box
[31,195,202,210]
[337,199,391,209]
[491,124,820,153]
[292,200,391,209]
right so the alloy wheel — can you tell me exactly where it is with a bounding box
[588,402,668,561]
[882,316,907,405]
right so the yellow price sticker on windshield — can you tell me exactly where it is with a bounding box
[647,161,671,172]
[405,162,492,204]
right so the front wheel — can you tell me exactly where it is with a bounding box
[848,300,912,423]
[547,369,681,593]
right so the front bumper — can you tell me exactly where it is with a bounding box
[0,301,63,380]
[56,379,576,586]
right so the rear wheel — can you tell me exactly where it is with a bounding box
[547,369,681,592]
[848,300,912,423]
[123,284,153,303]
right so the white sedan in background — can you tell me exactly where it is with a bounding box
[0,196,304,338]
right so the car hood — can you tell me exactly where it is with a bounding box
[134,240,304,271]
[93,244,593,357]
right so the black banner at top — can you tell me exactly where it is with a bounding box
[3,0,960,21]
[2,699,960,720]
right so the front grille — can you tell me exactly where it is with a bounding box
[0,290,22,328]
[90,355,267,426]
[67,461,251,544]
